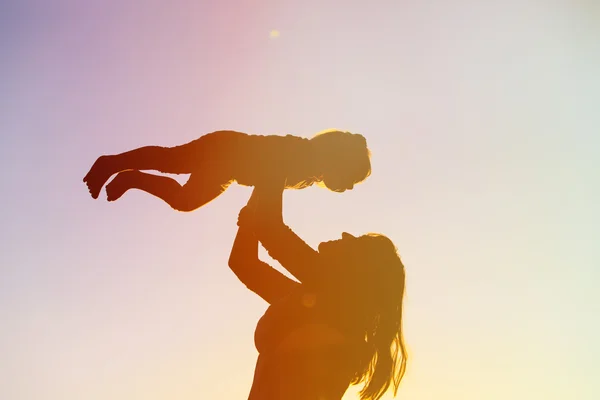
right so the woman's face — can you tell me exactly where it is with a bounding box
[318,232,358,254]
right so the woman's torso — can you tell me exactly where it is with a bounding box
[249,287,367,399]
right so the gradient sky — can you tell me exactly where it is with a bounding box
[2,1,599,399]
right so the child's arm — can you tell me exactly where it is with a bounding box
[245,181,322,286]
[229,191,300,304]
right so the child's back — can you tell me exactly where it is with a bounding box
[231,133,315,189]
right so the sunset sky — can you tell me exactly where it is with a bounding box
[2,1,599,399]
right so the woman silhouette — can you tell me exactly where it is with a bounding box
[229,182,407,400]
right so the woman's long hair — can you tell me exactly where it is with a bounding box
[323,234,407,400]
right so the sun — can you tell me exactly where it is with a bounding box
[269,30,280,38]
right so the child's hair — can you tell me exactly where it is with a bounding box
[310,129,372,192]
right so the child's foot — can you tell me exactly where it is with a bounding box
[106,170,141,202]
[83,155,114,199]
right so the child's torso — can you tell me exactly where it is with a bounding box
[231,133,314,188]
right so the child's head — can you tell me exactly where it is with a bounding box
[310,129,372,192]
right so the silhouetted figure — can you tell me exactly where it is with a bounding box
[83,129,371,211]
[229,181,407,400]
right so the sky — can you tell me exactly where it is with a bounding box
[1,0,599,399]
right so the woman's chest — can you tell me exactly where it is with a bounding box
[254,289,358,354]
[249,340,361,400]
[254,290,321,353]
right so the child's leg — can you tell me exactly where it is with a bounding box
[83,142,202,199]
[105,170,231,212]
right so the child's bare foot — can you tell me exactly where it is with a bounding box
[83,156,114,199]
[106,170,141,202]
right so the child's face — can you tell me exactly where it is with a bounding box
[311,131,371,191]
[322,172,356,192]
[321,151,370,192]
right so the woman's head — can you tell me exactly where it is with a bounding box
[310,129,371,192]
[318,232,407,400]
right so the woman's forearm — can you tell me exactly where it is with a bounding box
[253,183,285,225]
[229,224,299,303]
[251,184,320,285]
[229,225,259,266]
[229,187,261,266]
[229,187,300,303]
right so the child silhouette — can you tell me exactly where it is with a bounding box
[83,129,371,211]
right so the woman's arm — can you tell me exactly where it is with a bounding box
[228,189,300,304]
[245,181,321,286]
